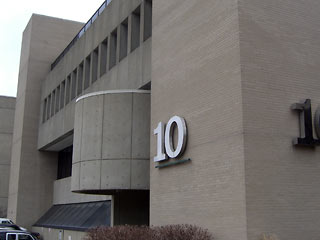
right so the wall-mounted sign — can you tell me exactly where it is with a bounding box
[154,116,189,168]
[292,99,320,146]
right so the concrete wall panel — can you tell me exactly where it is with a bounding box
[72,91,150,193]
[131,159,149,189]
[0,134,13,165]
[0,165,10,199]
[0,198,8,218]
[0,109,15,133]
[53,177,109,205]
[32,227,87,240]
[80,160,101,190]
[102,93,132,159]
[81,95,103,161]
[71,162,80,192]
[0,96,15,217]
[101,160,131,189]
[132,94,150,159]
[63,230,86,240]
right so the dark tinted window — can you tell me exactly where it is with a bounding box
[18,234,33,240]
[7,234,16,240]
[57,146,73,180]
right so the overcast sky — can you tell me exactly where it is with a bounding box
[0,0,105,97]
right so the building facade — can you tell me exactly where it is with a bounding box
[0,96,15,217]
[7,0,320,239]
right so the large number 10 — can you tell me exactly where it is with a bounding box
[154,116,187,162]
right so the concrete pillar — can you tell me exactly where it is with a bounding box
[7,14,84,229]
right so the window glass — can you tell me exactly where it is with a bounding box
[7,234,16,240]
[18,234,33,240]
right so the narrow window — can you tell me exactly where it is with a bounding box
[120,18,128,61]
[57,146,73,180]
[71,68,77,100]
[92,47,99,83]
[60,80,65,110]
[66,75,71,105]
[47,94,51,120]
[7,234,16,240]
[131,6,141,51]
[144,0,152,41]
[55,86,60,113]
[100,38,108,77]
[77,62,84,96]
[51,90,55,117]
[84,54,91,89]
[109,28,117,69]
[43,98,47,123]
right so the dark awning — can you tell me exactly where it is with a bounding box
[34,201,111,231]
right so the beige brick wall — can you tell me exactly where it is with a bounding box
[239,0,320,239]
[151,0,320,240]
[150,0,247,239]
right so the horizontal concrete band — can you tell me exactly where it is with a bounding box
[76,89,151,102]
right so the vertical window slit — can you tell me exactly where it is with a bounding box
[109,28,117,69]
[144,0,152,41]
[100,38,108,77]
[120,18,128,61]
[60,80,65,110]
[71,68,77,100]
[55,86,60,113]
[43,98,47,123]
[66,75,71,105]
[47,95,51,120]
[51,90,55,117]
[77,62,84,96]
[131,6,141,52]
[92,47,99,83]
[84,54,91,89]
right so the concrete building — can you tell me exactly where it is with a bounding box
[0,96,15,217]
[7,0,320,239]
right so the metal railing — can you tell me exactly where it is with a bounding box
[51,0,112,70]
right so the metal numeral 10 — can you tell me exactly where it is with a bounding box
[154,116,187,162]
[292,99,320,146]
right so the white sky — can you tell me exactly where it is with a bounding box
[0,0,105,97]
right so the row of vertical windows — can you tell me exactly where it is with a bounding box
[42,0,152,123]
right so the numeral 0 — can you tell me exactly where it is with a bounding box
[154,116,187,162]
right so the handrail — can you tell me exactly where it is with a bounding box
[51,0,112,70]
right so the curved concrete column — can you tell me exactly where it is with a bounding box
[71,90,150,193]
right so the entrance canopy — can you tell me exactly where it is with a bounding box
[34,201,111,231]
